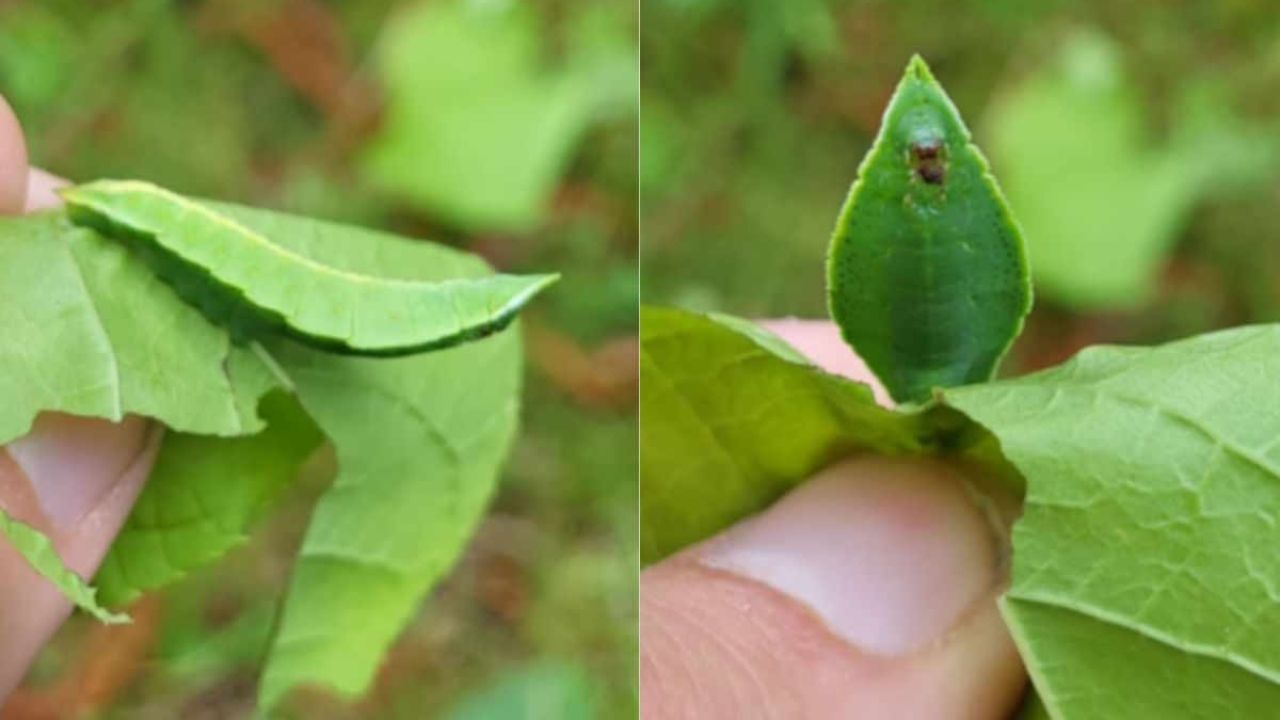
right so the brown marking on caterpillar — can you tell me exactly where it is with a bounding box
[909,140,945,185]
[917,163,945,184]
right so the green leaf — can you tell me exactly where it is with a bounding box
[827,55,1031,404]
[95,392,323,607]
[0,508,126,624]
[945,326,1280,716]
[640,306,930,563]
[62,180,558,356]
[983,31,1276,309]
[361,0,607,231]
[253,215,524,709]
[0,211,276,446]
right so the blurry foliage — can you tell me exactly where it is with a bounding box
[0,0,636,717]
[642,0,1280,370]
[443,661,595,720]
[362,0,636,232]
[985,31,1276,309]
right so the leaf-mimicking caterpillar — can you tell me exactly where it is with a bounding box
[826,56,1030,404]
[62,180,558,357]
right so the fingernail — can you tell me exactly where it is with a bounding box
[6,414,151,529]
[698,456,1001,656]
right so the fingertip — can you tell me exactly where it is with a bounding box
[758,319,894,407]
[0,94,29,215]
[641,457,1026,719]
[24,167,68,212]
[7,414,154,530]
[643,560,1024,719]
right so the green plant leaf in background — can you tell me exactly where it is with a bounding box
[444,661,597,720]
[946,325,1280,716]
[984,31,1276,309]
[63,180,558,356]
[362,0,633,232]
[827,55,1031,405]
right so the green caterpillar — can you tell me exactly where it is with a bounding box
[827,56,1031,404]
[63,180,558,357]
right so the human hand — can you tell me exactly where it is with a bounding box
[0,94,161,698]
[640,319,1027,719]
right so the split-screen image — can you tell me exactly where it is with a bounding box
[1,1,1277,718]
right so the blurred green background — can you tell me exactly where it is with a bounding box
[0,0,636,717]
[643,0,1280,373]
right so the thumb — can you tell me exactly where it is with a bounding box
[0,94,163,698]
[641,457,1025,719]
